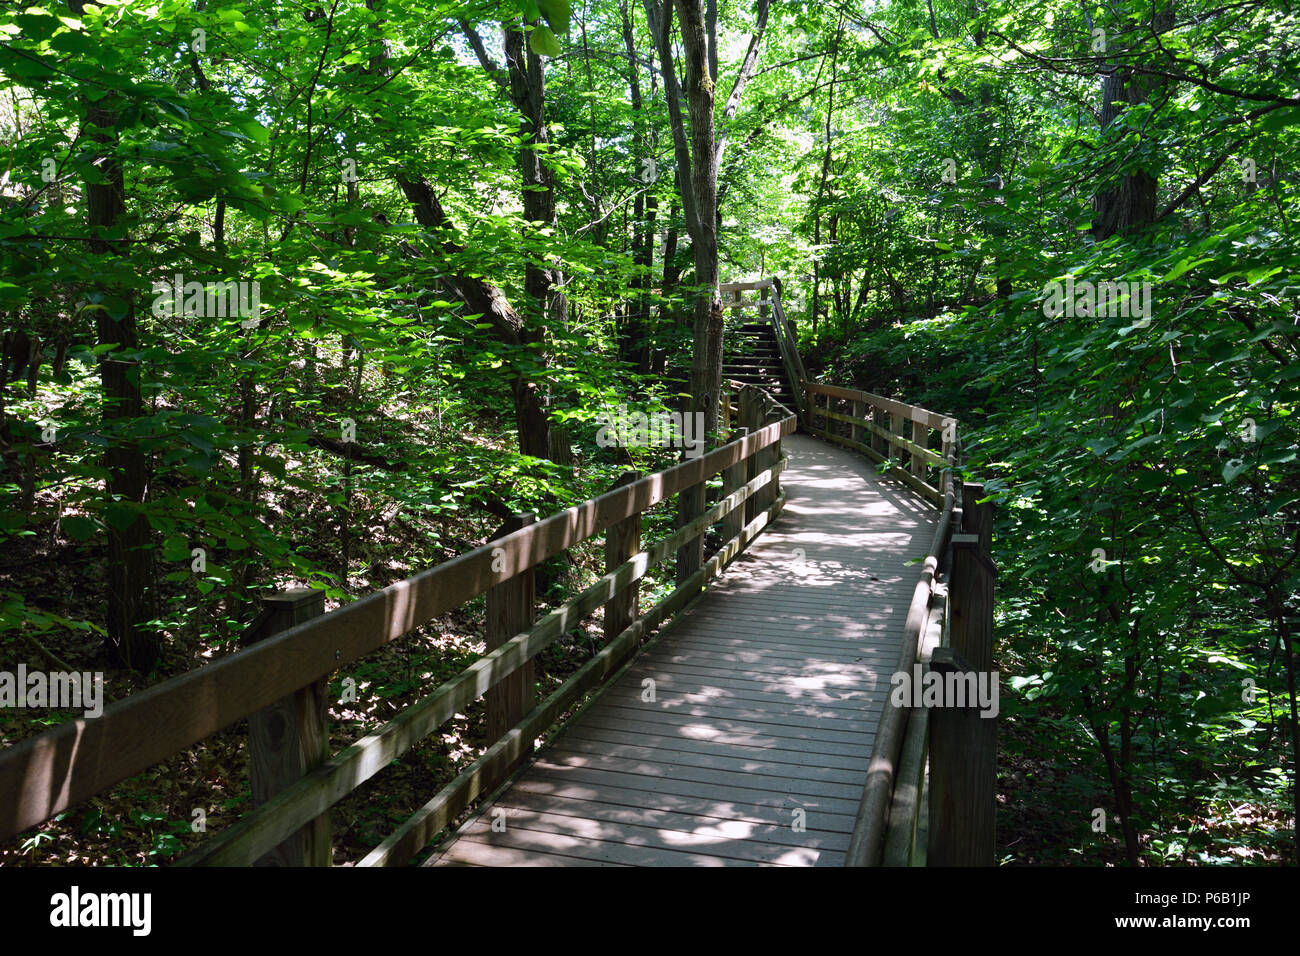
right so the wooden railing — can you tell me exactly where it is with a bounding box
[807,383,997,867]
[0,408,796,865]
[802,382,956,507]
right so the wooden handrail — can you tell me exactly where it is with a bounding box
[359,476,789,866]
[725,378,796,425]
[768,283,809,393]
[882,580,948,865]
[803,381,957,507]
[845,472,958,866]
[719,279,775,293]
[0,414,795,846]
[805,381,951,431]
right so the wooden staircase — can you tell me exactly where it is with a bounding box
[719,279,807,420]
[724,320,796,411]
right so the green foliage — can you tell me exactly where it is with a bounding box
[803,0,1299,864]
[1,0,1295,867]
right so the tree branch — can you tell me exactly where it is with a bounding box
[460,19,511,96]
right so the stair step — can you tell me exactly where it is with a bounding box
[728,379,787,389]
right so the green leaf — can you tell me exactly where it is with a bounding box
[157,99,190,122]
[1222,459,1250,484]
[60,516,97,542]
[529,25,562,57]
[1160,257,1211,283]
[536,0,571,34]
[104,502,142,531]
[236,118,270,143]
[163,536,191,562]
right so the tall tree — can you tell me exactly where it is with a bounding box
[644,0,769,581]
[461,10,571,463]
[645,0,770,440]
[1091,5,1175,240]
[71,0,158,670]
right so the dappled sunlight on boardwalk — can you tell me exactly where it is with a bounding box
[425,434,937,867]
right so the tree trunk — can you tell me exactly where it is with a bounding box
[398,17,565,463]
[810,20,843,337]
[393,174,555,461]
[504,25,570,463]
[647,0,768,579]
[654,201,681,376]
[83,93,159,671]
[1092,5,1174,240]
[674,0,722,441]
[621,0,655,375]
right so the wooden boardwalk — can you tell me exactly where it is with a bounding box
[424,434,937,866]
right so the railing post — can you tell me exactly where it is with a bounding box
[941,419,957,489]
[929,483,996,866]
[871,403,887,458]
[604,473,641,642]
[739,387,763,523]
[487,512,537,769]
[771,401,784,506]
[721,426,749,545]
[244,588,331,866]
[888,409,904,467]
[676,478,705,586]
[805,385,824,440]
[910,412,927,481]
[753,394,783,515]
[851,397,865,448]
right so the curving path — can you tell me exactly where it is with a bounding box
[424,433,937,866]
